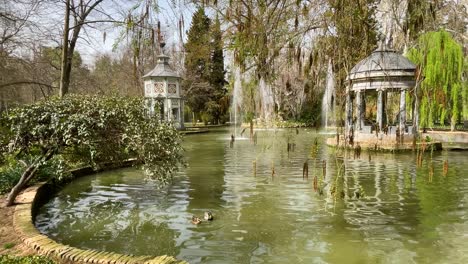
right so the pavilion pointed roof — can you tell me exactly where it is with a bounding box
[143,54,180,79]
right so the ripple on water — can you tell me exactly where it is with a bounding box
[34,130,468,264]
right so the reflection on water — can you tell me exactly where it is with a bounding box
[36,129,468,263]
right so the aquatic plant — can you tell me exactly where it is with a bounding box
[443,160,449,177]
[251,160,255,177]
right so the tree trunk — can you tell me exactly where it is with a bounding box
[59,0,70,98]
[62,26,80,95]
[5,150,55,207]
[450,116,456,131]
[413,69,423,135]
[5,164,39,206]
[59,0,104,98]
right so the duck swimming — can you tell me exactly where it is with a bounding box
[204,211,213,221]
[191,216,202,225]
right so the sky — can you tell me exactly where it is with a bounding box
[22,0,196,66]
[80,0,196,66]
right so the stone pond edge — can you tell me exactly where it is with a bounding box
[12,162,187,264]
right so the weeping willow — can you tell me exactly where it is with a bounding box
[407,30,464,130]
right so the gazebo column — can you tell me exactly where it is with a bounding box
[399,89,406,134]
[355,90,365,131]
[345,89,353,139]
[164,99,169,121]
[179,99,185,129]
[376,89,386,132]
[168,99,172,121]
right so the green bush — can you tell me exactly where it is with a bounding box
[3,242,15,249]
[243,112,255,123]
[0,156,71,195]
[0,158,23,195]
[1,95,183,205]
[200,112,213,125]
[0,255,55,264]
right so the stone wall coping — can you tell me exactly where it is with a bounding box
[13,165,187,264]
[325,136,443,151]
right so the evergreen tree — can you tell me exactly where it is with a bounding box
[184,7,227,124]
[208,16,228,123]
[210,17,225,93]
[184,7,212,119]
[185,7,211,82]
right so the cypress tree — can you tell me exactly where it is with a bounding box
[210,17,225,94]
[184,7,227,124]
[185,7,211,82]
[184,7,212,116]
[208,16,227,123]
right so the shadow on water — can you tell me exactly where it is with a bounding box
[184,133,227,210]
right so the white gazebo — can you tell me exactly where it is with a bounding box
[143,52,184,129]
[344,44,417,147]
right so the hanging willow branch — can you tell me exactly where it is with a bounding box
[407,30,464,131]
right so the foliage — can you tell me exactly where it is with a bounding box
[184,8,227,124]
[208,17,228,123]
[0,158,23,195]
[185,7,212,82]
[3,243,15,249]
[209,1,324,122]
[118,0,163,90]
[210,17,226,92]
[0,255,55,264]
[221,1,319,74]
[407,30,464,130]
[464,58,468,120]
[200,112,213,125]
[275,120,308,128]
[298,98,322,127]
[183,6,211,117]
[184,82,213,117]
[322,0,378,92]
[91,53,141,96]
[283,0,377,126]
[1,95,183,204]
[404,0,441,41]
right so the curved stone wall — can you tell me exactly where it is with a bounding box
[13,166,186,264]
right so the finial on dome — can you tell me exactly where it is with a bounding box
[157,21,166,51]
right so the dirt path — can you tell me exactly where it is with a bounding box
[0,195,29,256]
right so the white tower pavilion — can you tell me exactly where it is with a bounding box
[143,48,184,129]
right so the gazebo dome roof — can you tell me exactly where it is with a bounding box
[143,54,180,79]
[347,45,416,91]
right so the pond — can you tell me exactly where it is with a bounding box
[35,128,468,263]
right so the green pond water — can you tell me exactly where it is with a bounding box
[35,129,468,263]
